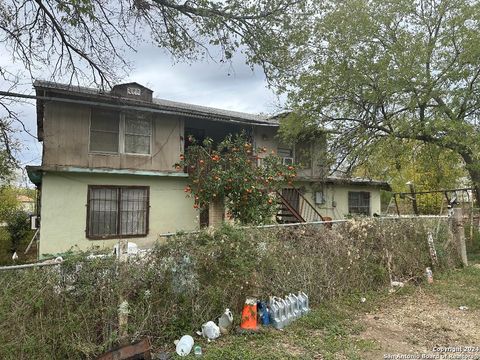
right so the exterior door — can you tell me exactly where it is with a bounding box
[282,188,300,213]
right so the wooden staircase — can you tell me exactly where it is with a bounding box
[276,188,325,224]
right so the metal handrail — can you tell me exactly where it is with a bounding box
[276,190,305,222]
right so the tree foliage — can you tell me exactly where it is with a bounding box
[5,209,29,252]
[0,186,18,220]
[269,0,480,201]
[176,134,296,225]
[0,0,307,177]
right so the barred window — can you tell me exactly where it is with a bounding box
[348,191,370,216]
[87,186,149,239]
[90,109,119,153]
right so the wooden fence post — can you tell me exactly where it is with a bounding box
[118,239,129,345]
[451,208,468,267]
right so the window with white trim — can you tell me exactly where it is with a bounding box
[89,109,152,155]
[125,114,152,154]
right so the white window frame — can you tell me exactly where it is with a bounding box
[122,114,153,156]
[89,109,152,156]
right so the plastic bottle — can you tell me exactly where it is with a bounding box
[425,267,434,284]
[277,297,287,328]
[269,299,282,329]
[257,301,270,325]
[194,345,203,357]
[176,335,194,357]
[218,308,233,334]
[289,293,301,319]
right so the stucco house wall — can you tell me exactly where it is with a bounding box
[38,172,197,257]
[299,182,382,219]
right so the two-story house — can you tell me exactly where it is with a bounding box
[26,81,389,257]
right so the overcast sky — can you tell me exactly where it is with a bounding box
[0,44,284,183]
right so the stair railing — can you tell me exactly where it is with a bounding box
[276,190,305,223]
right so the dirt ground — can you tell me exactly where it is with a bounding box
[357,287,480,359]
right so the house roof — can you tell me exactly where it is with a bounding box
[33,80,278,141]
[296,174,390,190]
[16,195,34,203]
[324,176,391,190]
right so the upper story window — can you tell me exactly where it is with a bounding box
[348,191,370,216]
[277,147,294,165]
[125,114,152,154]
[89,108,152,155]
[90,109,119,153]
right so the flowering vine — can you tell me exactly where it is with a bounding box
[174,134,296,225]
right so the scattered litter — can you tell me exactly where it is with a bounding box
[459,306,469,311]
[268,292,309,330]
[240,297,258,331]
[257,301,270,326]
[425,267,434,284]
[391,281,404,287]
[200,321,220,340]
[113,242,139,256]
[175,335,194,357]
[360,297,367,303]
[194,345,203,357]
[218,308,233,334]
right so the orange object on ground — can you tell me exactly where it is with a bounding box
[240,297,258,330]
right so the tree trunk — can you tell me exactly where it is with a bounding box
[460,152,480,205]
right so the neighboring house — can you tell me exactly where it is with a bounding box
[27,81,390,257]
[16,195,35,214]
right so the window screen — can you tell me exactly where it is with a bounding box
[87,186,149,238]
[125,114,152,154]
[348,192,370,216]
[90,109,119,152]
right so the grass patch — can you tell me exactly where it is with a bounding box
[427,266,480,310]
[194,290,394,360]
[192,269,479,360]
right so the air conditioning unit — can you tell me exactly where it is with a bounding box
[30,215,40,230]
[283,157,294,165]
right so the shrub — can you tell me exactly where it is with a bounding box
[5,209,29,253]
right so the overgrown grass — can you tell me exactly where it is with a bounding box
[196,288,413,360]
[0,218,459,359]
[428,266,480,310]
[195,267,480,360]
[0,227,36,265]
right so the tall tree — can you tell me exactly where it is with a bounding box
[270,0,480,201]
[0,0,307,175]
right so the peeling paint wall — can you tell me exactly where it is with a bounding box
[42,102,184,172]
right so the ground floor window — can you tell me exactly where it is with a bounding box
[348,191,370,216]
[87,186,149,239]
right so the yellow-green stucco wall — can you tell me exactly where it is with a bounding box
[39,172,198,257]
[300,182,382,219]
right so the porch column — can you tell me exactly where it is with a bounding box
[208,197,225,227]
